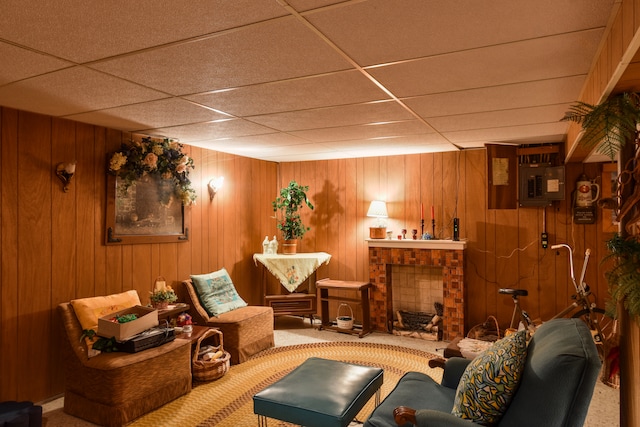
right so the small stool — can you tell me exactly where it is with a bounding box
[316,279,373,337]
[253,357,383,427]
[498,288,528,330]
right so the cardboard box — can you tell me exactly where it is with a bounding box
[98,306,159,341]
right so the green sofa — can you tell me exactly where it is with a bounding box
[365,318,601,427]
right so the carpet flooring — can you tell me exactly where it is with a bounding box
[41,316,619,426]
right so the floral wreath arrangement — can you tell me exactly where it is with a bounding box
[108,135,197,205]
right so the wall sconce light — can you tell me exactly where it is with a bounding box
[208,176,224,201]
[367,200,388,239]
[55,161,76,192]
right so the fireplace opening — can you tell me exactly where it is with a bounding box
[391,265,444,340]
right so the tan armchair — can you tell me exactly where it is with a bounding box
[58,302,192,427]
[182,279,275,364]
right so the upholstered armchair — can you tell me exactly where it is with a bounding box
[183,279,274,364]
[58,301,192,427]
[365,318,601,427]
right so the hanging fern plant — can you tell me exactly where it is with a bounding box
[561,92,640,159]
[604,233,640,321]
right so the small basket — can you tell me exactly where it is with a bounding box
[336,303,354,330]
[192,328,230,382]
[467,315,501,342]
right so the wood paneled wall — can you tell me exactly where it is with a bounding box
[0,107,611,404]
[0,108,278,402]
[277,152,611,338]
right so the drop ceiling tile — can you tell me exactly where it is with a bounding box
[286,0,349,13]
[367,30,603,98]
[338,144,456,159]
[89,16,352,96]
[144,118,275,142]
[240,141,338,162]
[0,42,71,84]
[0,66,167,117]
[306,0,615,66]
[0,0,288,62]
[290,120,431,142]
[192,132,311,154]
[65,98,230,132]
[323,133,451,149]
[403,76,586,118]
[427,104,571,133]
[443,122,569,145]
[186,70,389,116]
[249,100,414,131]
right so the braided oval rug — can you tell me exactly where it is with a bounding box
[130,341,442,427]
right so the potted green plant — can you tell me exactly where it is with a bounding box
[272,180,314,254]
[604,233,640,320]
[562,93,640,392]
[149,286,178,309]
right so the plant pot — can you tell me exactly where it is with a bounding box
[153,301,169,310]
[282,239,297,255]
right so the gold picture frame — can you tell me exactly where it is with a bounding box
[105,174,189,245]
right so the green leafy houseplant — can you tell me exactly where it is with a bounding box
[272,180,314,240]
[561,92,640,160]
[604,233,640,321]
[563,93,640,325]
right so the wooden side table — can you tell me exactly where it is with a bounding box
[316,279,373,338]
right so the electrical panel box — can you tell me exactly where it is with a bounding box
[518,163,565,207]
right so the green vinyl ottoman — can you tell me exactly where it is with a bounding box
[253,357,383,427]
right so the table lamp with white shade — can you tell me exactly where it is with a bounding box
[367,200,388,239]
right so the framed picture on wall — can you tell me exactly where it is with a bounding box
[105,174,189,245]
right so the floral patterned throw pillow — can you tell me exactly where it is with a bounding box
[451,329,528,425]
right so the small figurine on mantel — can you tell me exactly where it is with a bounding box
[262,236,270,254]
[269,236,278,254]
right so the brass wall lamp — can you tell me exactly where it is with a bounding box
[56,161,76,192]
[208,176,224,201]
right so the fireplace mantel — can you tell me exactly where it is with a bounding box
[366,238,467,250]
[367,240,466,341]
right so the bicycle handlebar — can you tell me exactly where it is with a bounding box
[552,244,575,283]
[552,244,591,292]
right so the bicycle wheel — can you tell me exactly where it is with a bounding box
[572,308,614,352]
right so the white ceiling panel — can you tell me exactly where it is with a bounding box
[290,120,432,142]
[0,42,72,84]
[403,76,586,118]
[248,101,417,132]
[0,1,620,162]
[65,98,230,131]
[144,118,276,142]
[0,66,167,117]
[186,70,389,116]
[0,0,288,63]
[427,104,572,133]
[443,122,569,145]
[367,30,604,98]
[89,16,352,96]
[305,0,616,66]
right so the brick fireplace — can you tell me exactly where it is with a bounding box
[367,239,466,341]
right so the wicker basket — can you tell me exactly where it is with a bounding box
[192,328,230,382]
[467,315,501,341]
[336,303,354,329]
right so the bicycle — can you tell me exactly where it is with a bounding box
[499,243,614,357]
